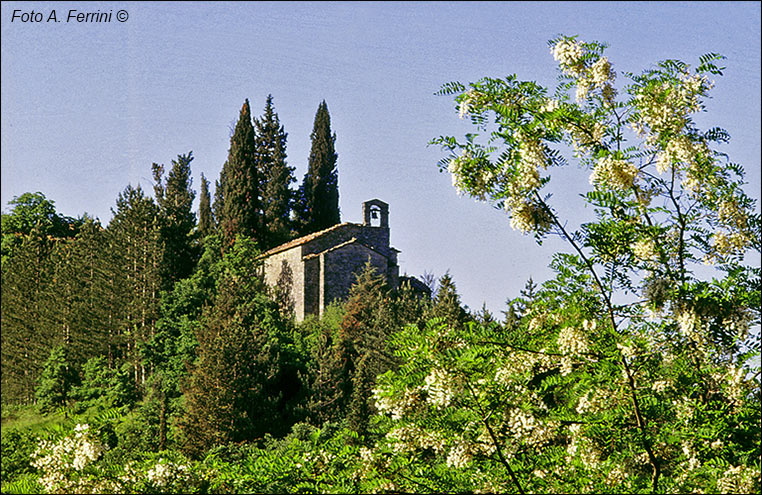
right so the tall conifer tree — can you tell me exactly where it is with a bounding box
[152,152,198,288]
[296,101,340,235]
[107,185,163,387]
[255,95,295,249]
[198,173,213,237]
[218,100,260,247]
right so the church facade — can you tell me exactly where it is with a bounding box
[260,199,399,321]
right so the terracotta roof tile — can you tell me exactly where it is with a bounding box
[258,222,358,258]
[302,237,389,260]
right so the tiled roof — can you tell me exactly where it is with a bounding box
[258,222,358,258]
[302,237,390,260]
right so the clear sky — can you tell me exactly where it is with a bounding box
[2,1,760,314]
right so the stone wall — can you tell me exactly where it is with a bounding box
[262,246,305,320]
[261,221,399,321]
[319,242,389,314]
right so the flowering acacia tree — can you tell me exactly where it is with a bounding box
[370,36,761,493]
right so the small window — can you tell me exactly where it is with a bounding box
[369,206,382,226]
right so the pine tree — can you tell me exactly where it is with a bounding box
[255,95,295,249]
[35,346,78,413]
[296,101,340,235]
[179,238,303,456]
[218,100,260,248]
[1,226,57,404]
[107,185,163,388]
[152,152,198,288]
[319,263,396,429]
[198,173,213,237]
[428,272,469,328]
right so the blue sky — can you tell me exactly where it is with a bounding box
[2,1,760,314]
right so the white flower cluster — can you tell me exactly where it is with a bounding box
[722,310,751,342]
[565,424,601,469]
[676,308,705,345]
[446,440,472,469]
[634,72,713,142]
[575,390,607,415]
[589,154,639,190]
[558,325,589,356]
[590,57,614,86]
[711,231,752,261]
[606,466,629,485]
[448,151,496,200]
[632,238,658,262]
[672,398,696,422]
[506,408,558,447]
[519,137,548,173]
[373,385,422,421]
[616,342,637,360]
[551,38,617,103]
[551,39,584,73]
[146,458,191,488]
[557,324,590,375]
[528,311,564,332]
[386,425,446,454]
[705,199,754,261]
[448,155,466,195]
[505,196,551,234]
[716,465,761,494]
[422,367,453,409]
[718,199,749,231]
[31,424,105,493]
[724,366,746,404]
[459,89,478,119]
[651,380,671,393]
[540,98,560,113]
[565,121,606,157]
[681,441,702,472]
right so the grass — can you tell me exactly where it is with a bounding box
[1,404,67,436]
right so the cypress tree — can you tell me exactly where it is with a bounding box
[218,100,260,248]
[255,95,295,249]
[152,152,198,288]
[198,173,213,237]
[212,176,224,232]
[296,101,340,235]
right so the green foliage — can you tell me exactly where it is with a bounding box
[197,173,214,238]
[200,423,365,494]
[421,34,761,493]
[35,346,79,414]
[218,100,261,248]
[1,192,81,267]
[106,183,163,386]
[296,100,340,235]
[1,428,38,483]
[255,95,296,249]
[178,236,307,457]
[152,151,199,288]
[71,357,137,411]
[426,273,469,328]
[4,37,760,495]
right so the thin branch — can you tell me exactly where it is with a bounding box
[462,379,526,495]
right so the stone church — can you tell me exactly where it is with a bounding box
[260,199,399,321]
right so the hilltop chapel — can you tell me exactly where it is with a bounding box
[260,199,399,321]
